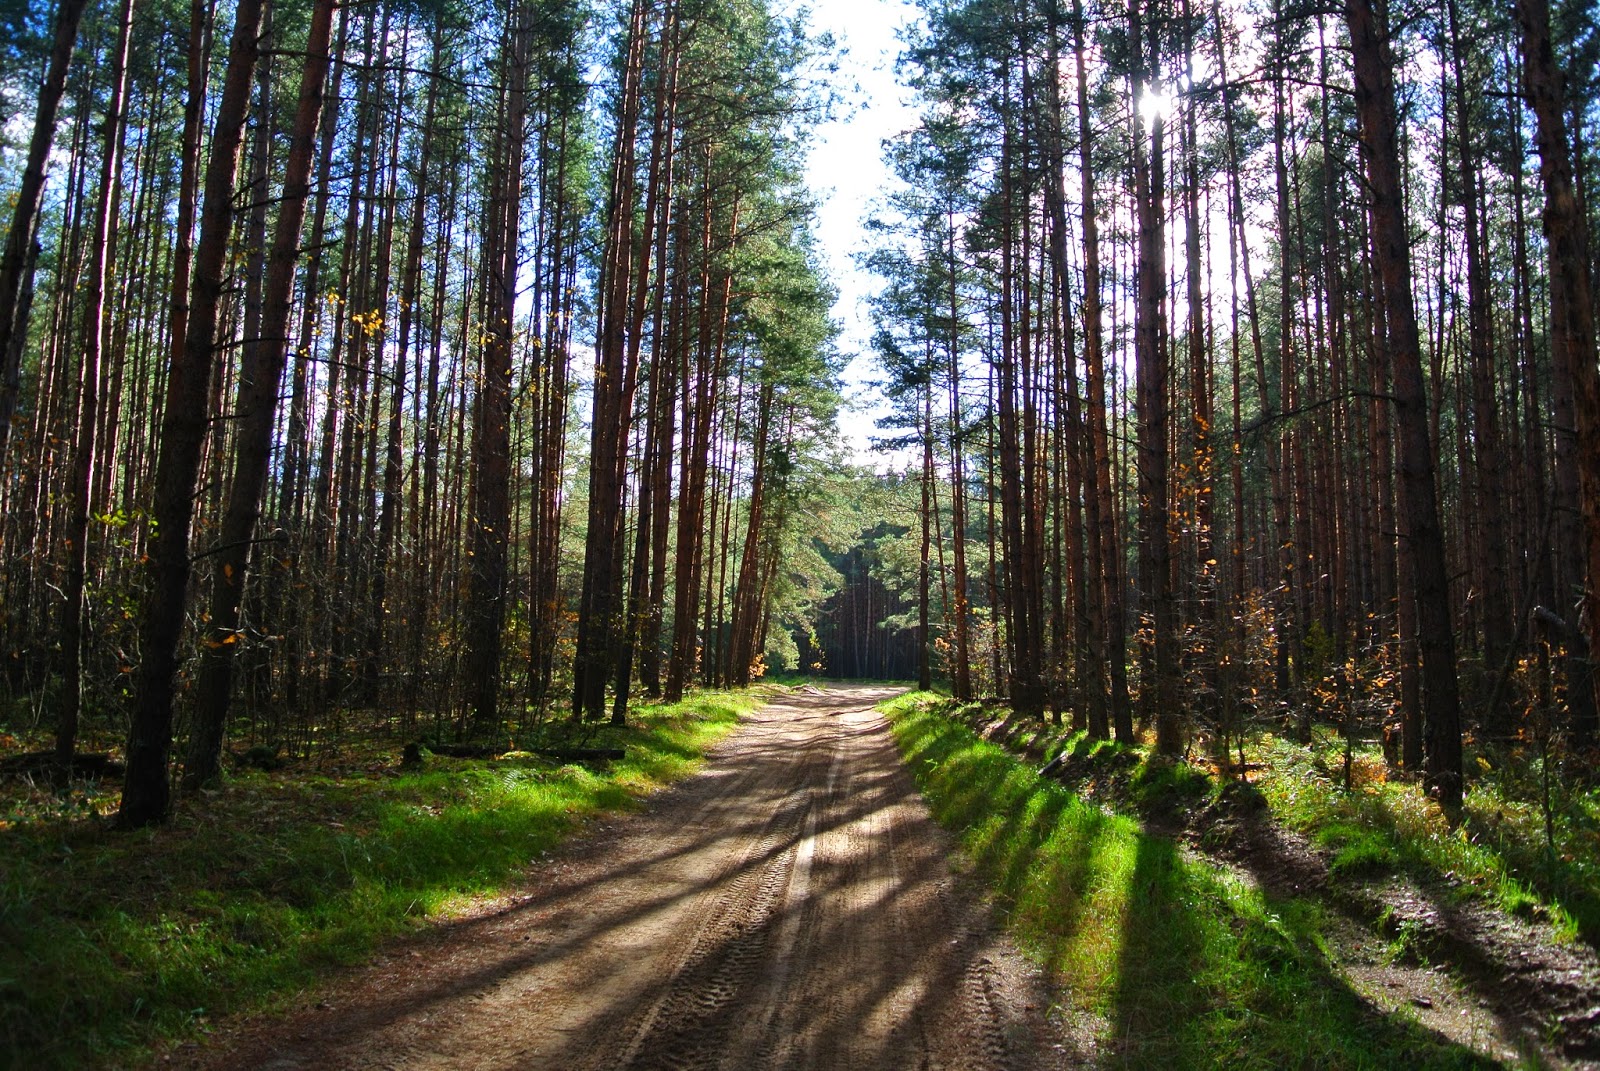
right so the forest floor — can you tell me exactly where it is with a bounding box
[921,697,1600,1070]
[1,688,765,1067]
[165,684,1066,1070]
[13,683,1596,1067]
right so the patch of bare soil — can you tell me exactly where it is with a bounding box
[168,685,1066,1071]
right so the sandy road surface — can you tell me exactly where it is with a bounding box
[182,684,1064,1071]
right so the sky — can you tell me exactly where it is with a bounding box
[791,0,922,465]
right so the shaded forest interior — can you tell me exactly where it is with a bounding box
[0,0,1599,836]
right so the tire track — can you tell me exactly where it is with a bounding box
[614,792,809,1071]
[183,686,1063,1071]
[607,705,831,1071]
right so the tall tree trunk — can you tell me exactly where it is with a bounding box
[373,39,440,710]
[613,3,682,720]
[1271,26,1305,706]
[1444,0,1512,733]
[118,0,266,828]
[1130,0,1181,754]
[1182,0,1215,704]
[1346,0,1464,812]
[575,0,650,718]
[919,380,934,692]
[55,0,136,766]
[664,180,734,703]
[1042,13,1099,733]
[945,200,973,702]
[1073,0,1129,738]
[1215,0,1294,703]
[1515,0,1600,744]
[182,0,336,789]
[0,0,93,465]
[466,6,530,736]
[995,56,1041,717]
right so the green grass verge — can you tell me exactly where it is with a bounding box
[934,696,1600,950]
[881,692,1505,1070]
[1250,731,1600,944]
[0,689,763,1069]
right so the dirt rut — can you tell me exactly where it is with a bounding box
[184,685,1063,1071]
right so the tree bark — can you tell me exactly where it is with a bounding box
[1078,1,1128,741]
[1129,0,1181,754]
[182,0,336,789]
[118,0,266,828]
[466,5,531,736]
[1515,0,1600,744]
[55,0,136,767]
[0,0,94,466]
[575,0,650,718]
[1346,0,1464,812]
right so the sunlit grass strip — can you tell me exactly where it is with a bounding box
[882,692,1503,1070]
[0,689,763,1070]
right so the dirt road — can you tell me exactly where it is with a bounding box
[187,684,1064,1071]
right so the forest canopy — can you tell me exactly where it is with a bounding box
[0,0,851,827]
[859,0,1600,817]
[1,0,1598,830]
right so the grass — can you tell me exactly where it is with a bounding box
[935,695,1600,948]
[0,689,764,1069]
[882,691,1506,1070]
[1250,730,1600,944]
